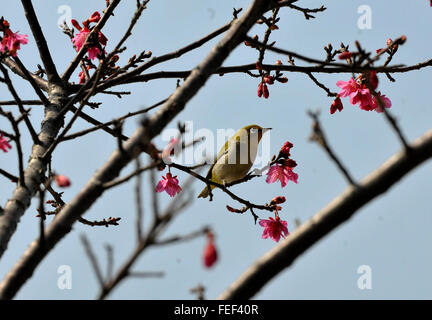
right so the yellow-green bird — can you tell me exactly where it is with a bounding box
[198,124,271,198]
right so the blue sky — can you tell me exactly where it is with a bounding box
[0,0,431,299]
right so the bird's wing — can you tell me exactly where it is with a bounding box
[205,136,241,179]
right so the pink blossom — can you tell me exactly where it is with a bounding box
[0,29,28,57]
[0,133,12,153]
[72,26,90,52]
[257,82,263,97]
[262,83,269,98]
[350,86,374,110]
[155,172,182,197]
[336,78,360,98]
[259,216,289,242]
[203,232,218,268]
[258,81,269,99]
[373,92,392,113]
[71,23,107,60]
[266,164,298,187]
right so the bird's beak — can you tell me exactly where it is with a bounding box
[263,128,272,133]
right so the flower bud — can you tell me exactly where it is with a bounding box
[71,19,82,31]
[284,159,297,168]
[270,196,286,205]
[338,51,352,60]
[262,83,269,99]
[55,175,71,188]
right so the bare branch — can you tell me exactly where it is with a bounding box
[307,110,356,186]
[21,0,61,83]
[80,234,105,288]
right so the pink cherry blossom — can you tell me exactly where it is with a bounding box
[155,172,182,197]
[266,164,298,187]
[72,26,90,51]
[71,21,107,60]
[259,216,289,242]
[336,78,360,98]
[0,133,12,153]
[350,86,374,111]
[373,92,392,113]
[0,29,28,57]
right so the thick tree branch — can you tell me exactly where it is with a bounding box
[21,0,61,84]
[0,81,68,260]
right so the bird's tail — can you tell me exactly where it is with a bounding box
[197,185,216,198]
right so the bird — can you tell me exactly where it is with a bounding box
[197,124,271,198]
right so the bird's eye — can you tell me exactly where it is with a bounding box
[250,128,257,134]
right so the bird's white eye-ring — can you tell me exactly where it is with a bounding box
[250,128,257,134]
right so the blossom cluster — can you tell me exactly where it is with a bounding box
[71,12,107,61]
[259,196,290,242]
[0,133,12,153]
[334,71,391,114]
[265,141,298,187]
[257,60,288,99]
[331,39,395,114]
[0,18,28,57]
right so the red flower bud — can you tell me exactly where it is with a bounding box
[257,82,263,97]
[89,12,101,23]
[55,175,71,188]
[277,76,288,83]
[262,83,269,99]
[284,159,297,168]
[263,75,274,85]
[338,51,352,60]
[271,196,286,205]
[330,97,343,114]
[71,19,82,31]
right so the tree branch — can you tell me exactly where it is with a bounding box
[218,128,432,300]
[21,0,61,84]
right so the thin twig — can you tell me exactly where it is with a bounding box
[80,234,105,288]
[308,110,356,186]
